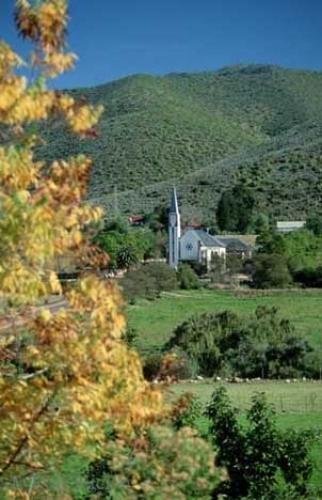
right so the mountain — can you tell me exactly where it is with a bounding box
[39,64,322,221]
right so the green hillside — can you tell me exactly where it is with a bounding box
[39,64,322,220]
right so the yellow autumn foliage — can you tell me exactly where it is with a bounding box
[0,1,164,495]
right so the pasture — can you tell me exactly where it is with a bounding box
[169,379,322,491]
[128,288,322,354]
[128,289,322,491]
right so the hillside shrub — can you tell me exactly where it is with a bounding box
[164,307,315,378]
[206,387,315,499]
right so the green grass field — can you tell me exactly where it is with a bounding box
[128,289,322,492]
[128,289,322,354]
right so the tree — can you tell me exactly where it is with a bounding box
[0,2,162,495]
[206,387,315,498]
[216,184,255,233]
[306,214,322,235]
[95,226,157,268]
[116,244,138,269]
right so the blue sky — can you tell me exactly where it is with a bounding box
[1,0,322,88]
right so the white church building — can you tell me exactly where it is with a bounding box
[168,188,252,269]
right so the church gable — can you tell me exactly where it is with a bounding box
[180,230,201,261]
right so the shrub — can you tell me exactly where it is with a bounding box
[121,267,158,303]
[206,387,315,498]
[95,226,157,268]
[116,244,138,269]
[177,263,200,289]
[143,352,192,381]
[120,262,178,303]
[143,262,178,293]
[253,253,292,288]
[294,266,322,287]
[190,261,208,277]
[164,307,314,378]
[158,352,193,381]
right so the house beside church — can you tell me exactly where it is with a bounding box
[168,188,253,269]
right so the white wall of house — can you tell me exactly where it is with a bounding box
[200,246,226,267]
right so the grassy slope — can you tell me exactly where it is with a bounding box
[39,65,322,221]
[128,289,322,354]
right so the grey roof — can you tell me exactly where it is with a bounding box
[216,236,250,252]
[193,230,226,248]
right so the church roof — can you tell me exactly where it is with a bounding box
[216,236,251,251]
[193,229,226,248]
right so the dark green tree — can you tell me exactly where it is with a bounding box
[206,387,315,499]
[306,214,322,236]
[216,184,255,233]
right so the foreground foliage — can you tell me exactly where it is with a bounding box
[0,1,162,495]
[87,425,222,499]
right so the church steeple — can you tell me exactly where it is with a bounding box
[168,188,181,268]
